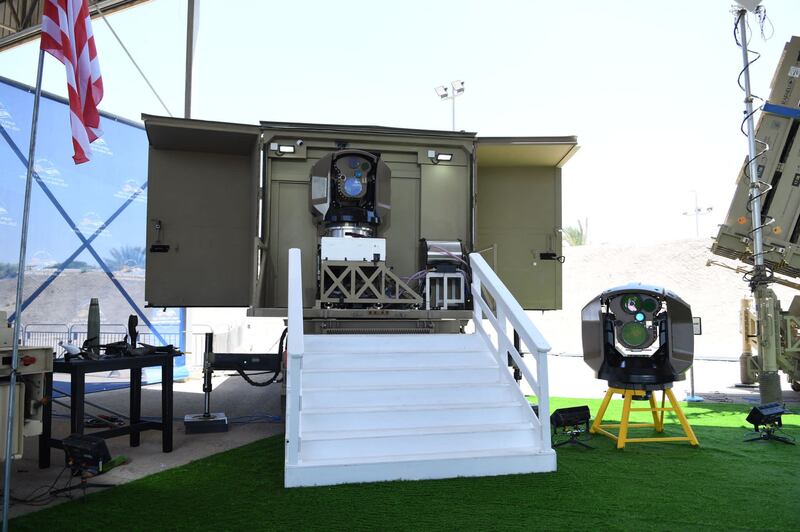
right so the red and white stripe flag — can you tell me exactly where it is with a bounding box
[40,0,103,164]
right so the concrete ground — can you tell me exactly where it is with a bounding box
[4,354,799,519]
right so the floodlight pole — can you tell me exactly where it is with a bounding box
[2,49,45,532]
[737,9,781,403]
[452,94,456,131]
[682,190,713,238]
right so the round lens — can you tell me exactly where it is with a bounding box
[642,298,658,312]
[620,295,642,314]
[342,176,363,197]
[635,312,645,322]
[621,322,649,347]
[349,158,360,169]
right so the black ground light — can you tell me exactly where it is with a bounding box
[744,403,795,445]
[50,434,116,496]
[550,406,593,449]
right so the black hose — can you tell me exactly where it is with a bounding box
[236,327,288,387]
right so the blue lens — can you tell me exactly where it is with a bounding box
[343,177,363,197]
[635,312,645,322]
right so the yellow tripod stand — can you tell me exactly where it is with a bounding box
[590,387,699,449]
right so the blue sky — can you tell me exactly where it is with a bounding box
[1,0,799,245]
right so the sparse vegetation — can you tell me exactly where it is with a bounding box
[104,246,145,271]
[562,218,588,246]
[0,262,18,279]
[48,260,94,271]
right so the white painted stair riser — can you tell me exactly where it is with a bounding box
[300,403,531,432]
[302,334,485,354]
[302,350,495,370]
[301,366,501,387]
[301,383,517,409]
[300,426,538,461]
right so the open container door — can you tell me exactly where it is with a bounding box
[475,136,578,310]
[143,115,261,307]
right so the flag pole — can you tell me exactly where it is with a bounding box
[2,48,45,531]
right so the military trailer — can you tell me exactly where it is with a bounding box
[141,116,578,332]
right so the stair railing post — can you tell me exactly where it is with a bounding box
[471,263,483,325]
[286,248,304,466]
[536,347,551,450]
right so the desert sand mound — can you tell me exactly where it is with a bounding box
[532,238,798,359]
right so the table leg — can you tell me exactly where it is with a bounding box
[162,358,173,452]
[38,372,53,468]
[71,371,85,435]
[130,367,141,447]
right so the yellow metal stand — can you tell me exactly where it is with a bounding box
[590,387,699,449]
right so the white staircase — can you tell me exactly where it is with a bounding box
[284,249,554,487]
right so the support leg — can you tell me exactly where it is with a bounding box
[590,389,615,434]
[38,372,53,468]
[71,372,85,435]
[617,390,633,449]
[665,388,699,446]
[649,393,663,432]
[130,367,141,447]
[162,358,173,453]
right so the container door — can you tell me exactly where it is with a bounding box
[143,115,261,307]
[475,137,578,310]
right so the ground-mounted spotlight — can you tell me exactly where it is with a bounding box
[50,434,116,496]
[550,405,592,449]
[581,284,699,448]
[745,403,795,445]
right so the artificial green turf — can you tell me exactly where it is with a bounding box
[11,398,800,531]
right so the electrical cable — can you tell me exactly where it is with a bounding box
[234,327,286,387]
[3,466,68,507]
[732,8,775,290]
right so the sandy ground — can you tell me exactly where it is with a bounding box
[532,238,799,360]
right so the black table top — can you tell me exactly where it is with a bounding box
[53,352,177,373]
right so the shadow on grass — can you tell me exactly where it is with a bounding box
[11,399,800,532]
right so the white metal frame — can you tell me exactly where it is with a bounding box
[286,248,305,465]
[469,252,552,451]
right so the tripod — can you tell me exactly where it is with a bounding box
[744,424,796,445]
[50,472,114,497]
[552,424,593,450]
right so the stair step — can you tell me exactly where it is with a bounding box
[300,423,538,461]
[285,447,557,487]
[302,350,496,370]
[303,422,534,441]
[301,382,517,409]
[301,366,501,387]
[301,401,531,432]
[296,445,546,467]
[303,333,485,354]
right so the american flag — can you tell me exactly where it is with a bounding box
[40,0,103,164]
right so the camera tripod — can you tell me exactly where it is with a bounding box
[744,424,796,445]
[552,425,594,450]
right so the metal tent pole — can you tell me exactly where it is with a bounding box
[3,48,45,532]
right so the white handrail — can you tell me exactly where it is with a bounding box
[469,252,552,451]
[286,248,304,465]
